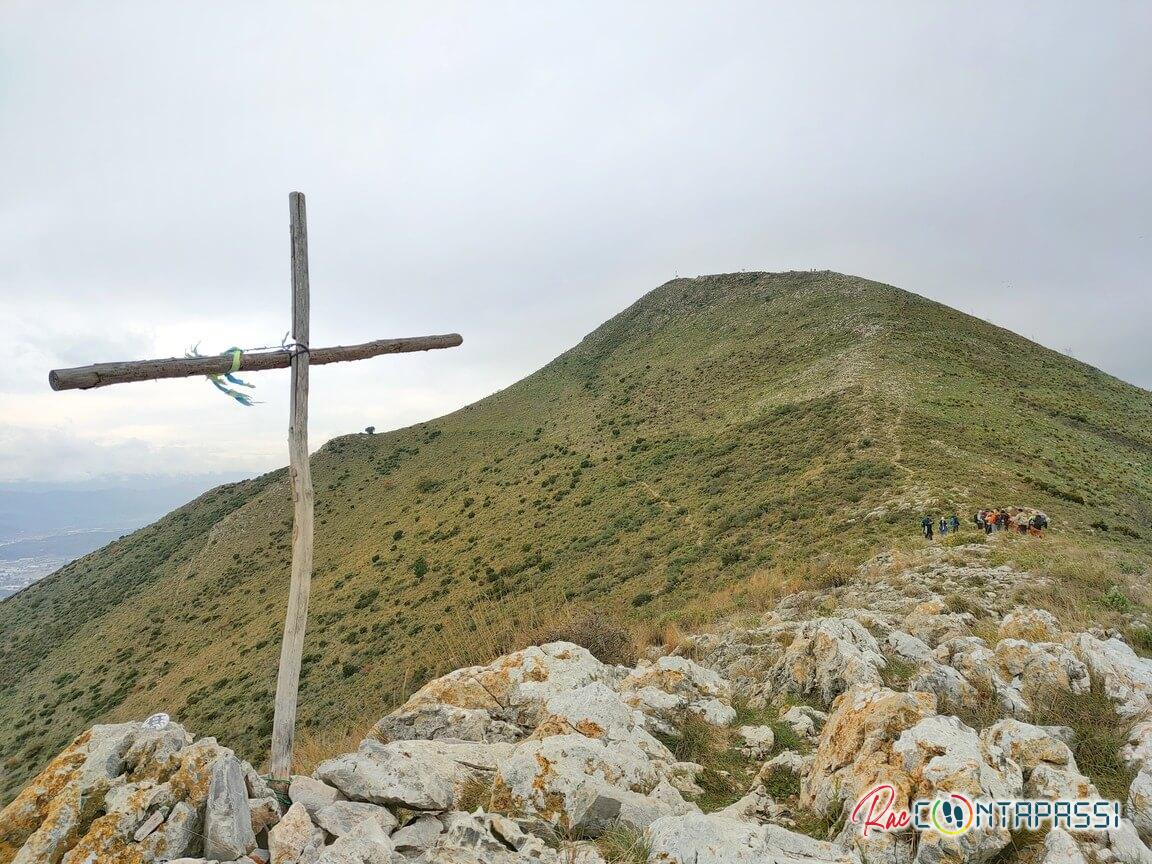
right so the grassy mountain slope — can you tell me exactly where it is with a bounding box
[3,270,1151,801]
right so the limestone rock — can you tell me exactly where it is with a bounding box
[0,722,139,864]
[981,719,1077,775]
[801,686,936,815]
[1129,760,1152,843]
[493,732,674,832]
[617,655,735,728]
[379,641,613,731]
[893,715,1023,864]
[289,775,340,817]
[313,800,397,839]
[316,738,496,810]
[391,813,444,853]
[250,795,284,837]
[904,600,974,647]
[1068,633,1152,718]
[371,703,520,745]
[992,639,1089,705]
[1041,829,1088,864]
[0,721,229,864]
[999,609,1062,642]
[314,814,393,864]
[205,754,258,860]
[646,813,859,864]
[768,618,886,705]
[737,725,775,759]
[268,802,324,864]
[533,681,674,768]
[1028,764,1097,800]
[781,705,827,739]
[1124,720,1152,769]
[887,630,935,664]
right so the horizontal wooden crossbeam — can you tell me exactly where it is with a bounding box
[48,333,463,391]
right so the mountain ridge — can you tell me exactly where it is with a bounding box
[2,270,1150,803]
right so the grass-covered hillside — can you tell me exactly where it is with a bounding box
[2,270,1151,802]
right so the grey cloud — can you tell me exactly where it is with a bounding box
[1,1,1149,481]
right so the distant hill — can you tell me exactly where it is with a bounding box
[2,270,1151,802]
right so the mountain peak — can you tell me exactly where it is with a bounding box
[1,272,1150,805]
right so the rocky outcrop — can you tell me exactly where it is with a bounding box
[4,544,1152,864]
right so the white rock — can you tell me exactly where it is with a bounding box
[250,795,284,837]
[993,639,1090,704]
[131,810,164,842]
[802,686,937,816]
[646,813,859,864]
[268,802,324,864]
[1128,760,1152,843]
[1042,828,1088,864]
[1123,721,1152,769]
[981,719,1078,775]
[315,813,394,864]
[692,696,737,726]
[894,715,1023,800]
[387,641,613,731]
[495,733,672,832]
[769,618,886,704]
[1068,634,1152,718]
[289,775,340,817]
[904,600,974,647]
[204,755,258,861]
[617,655,735,730]
[894,715,1023,864]
[887,630,935,663]
[314,800,397,839]
[534,681,674,766]
[1105,819,1152,864]
[372,703,519,744]
[738,725,775,759]
[781,705,827,739]
[391,814,444,852]
[1028,764,1097,800]
[620,655,731,702]
[316,738,490,810]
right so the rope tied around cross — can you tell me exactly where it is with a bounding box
[185,339,314,406]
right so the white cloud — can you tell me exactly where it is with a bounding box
[1,1,1149,481]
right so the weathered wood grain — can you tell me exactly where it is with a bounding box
[49,333,462,391]
[269,191,314,780]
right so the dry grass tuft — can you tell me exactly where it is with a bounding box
[594,822,652,863]
[290,719,374,776]
[987,828,1049,864]
[994,535,1149,633]
[1028,680,1136,802]
[535,606,641,667]
[944,679,1004,732]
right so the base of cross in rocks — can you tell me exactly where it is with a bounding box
[3,543,1151,864]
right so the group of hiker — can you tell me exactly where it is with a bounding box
[975,507,1048,535]
[921,514,960,539]
[919,507,1049,539]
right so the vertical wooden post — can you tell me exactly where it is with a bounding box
[270,191,315,780]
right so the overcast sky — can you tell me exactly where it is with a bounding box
[2,2,1149,483]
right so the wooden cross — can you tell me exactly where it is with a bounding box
[48,192,462,780]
